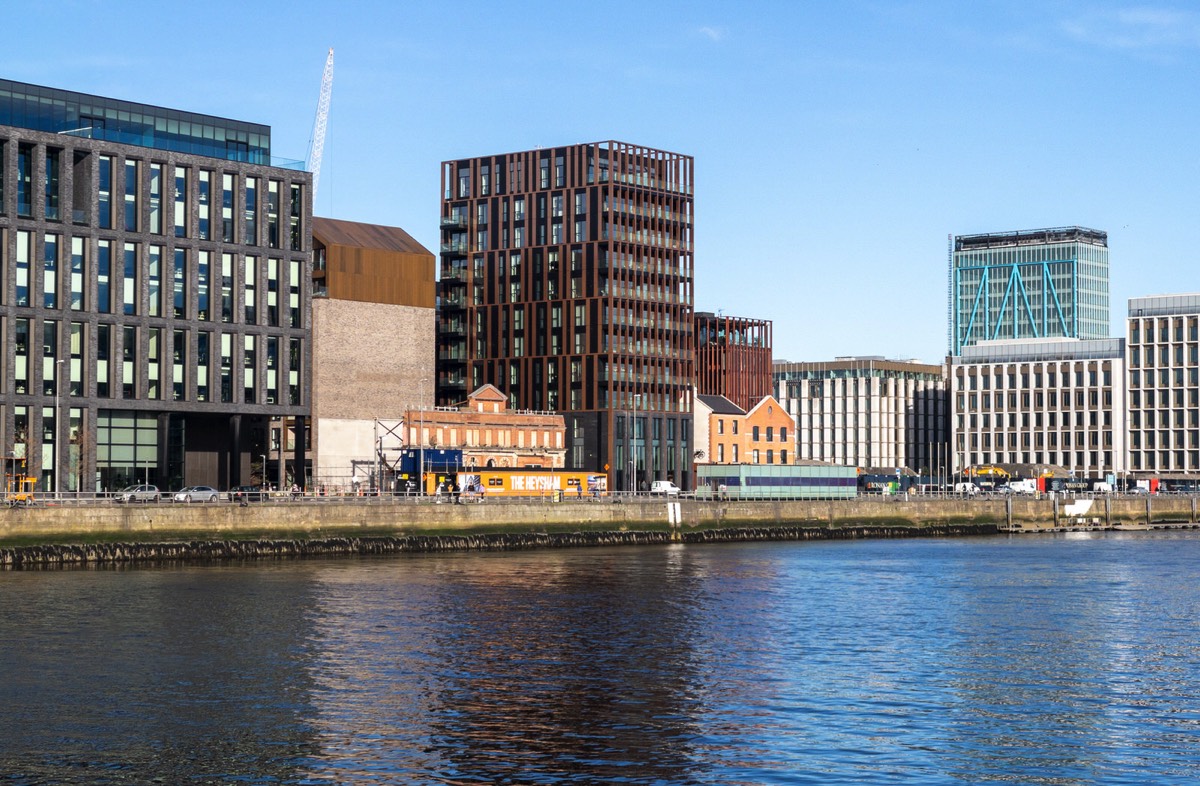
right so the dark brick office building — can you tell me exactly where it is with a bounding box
[0,79,312,493]
[437,141,695,491]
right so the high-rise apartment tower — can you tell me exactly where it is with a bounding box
[437,141,694,491]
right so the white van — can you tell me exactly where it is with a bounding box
[650,480,681,496]
[953,482,979,496]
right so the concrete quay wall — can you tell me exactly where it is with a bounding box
[1,496,1194,544]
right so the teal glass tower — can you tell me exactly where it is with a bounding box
[950,227,1109,355]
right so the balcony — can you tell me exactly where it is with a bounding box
[440,214,468,230]
[440,241,467,257]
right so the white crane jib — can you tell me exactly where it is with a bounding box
[306,48,334,200]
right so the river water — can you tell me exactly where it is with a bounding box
[2,531,1199,784]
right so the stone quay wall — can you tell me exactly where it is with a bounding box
[1,496,1194,544]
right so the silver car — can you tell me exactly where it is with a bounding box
[115,484,160,503]
[173,485,220,503]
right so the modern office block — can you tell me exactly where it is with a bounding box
[950,226,1109,355]
[309,217,435,486]
[1126,295,1200,474]
[436,141,695,491]
[774,358,946,473]
[0,78,312,492]
[949,338,1125,477]
[694,311,772,411]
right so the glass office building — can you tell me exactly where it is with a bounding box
[951,227,1109,355]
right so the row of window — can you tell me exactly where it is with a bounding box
[713,444,789,464]
[6,316,302,406]
[1,140,306,251]
[957,390,1113,410]
[714,419,789,442]
[1130,318,1200,344]
[5,231,305,327]
[958,451,1113,470]
[956,368,1113,389]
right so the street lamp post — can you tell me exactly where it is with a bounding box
[260,454,267,489]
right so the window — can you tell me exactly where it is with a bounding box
[766,426,774,442]
[174,166,188,238]
[753,426,760,441]
[148,163,162,234]
[221,173,234,242]
[124,160,139,232]
[717,419,724,435]
[45,148,60,221]
[198,170,211,239]
[43,234,58,309]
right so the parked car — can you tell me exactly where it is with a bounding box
[173,485,220,503]
[650,480,681,496]
[115,484,160,503]
[953,482,980,496]
[231,485,269,503]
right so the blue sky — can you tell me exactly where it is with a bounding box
[13,1,1199,364]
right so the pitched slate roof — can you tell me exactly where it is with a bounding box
[696,394,745,415]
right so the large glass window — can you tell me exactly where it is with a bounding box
[148,163,162,234]
[97,241,112,314]
[43,233,58,308]
[70,238,85,310]
[16,230,30,306]
[69,322,84,396]
[173,249,187,319]
[266,258,278,326]
[221,173,234,243]
[147,327,161,400]
[243,335,257,404]
[17,144,32,217]
[266,336,278,404]
[96,324,111,397]
[198,170,211,240]
[244,255,257,324]
[244,176,258,245]
[267,180,280,248]
[220,253,233,322]
[219,333,234,403]
[122,326,136,398]
[95,411,159,491]
[122,243,138,315]
[45,148,61,221]
[173,329,186,401]
[289,184,303,251]
[289,337,302,405]
[288,260,301,328]
[199,331,213,401]
[147,245,162,317]
[173,166,187,238]
[197,251,211,320]
[97,156,112,228]
[124,160,139,232]
[14,318,29,394]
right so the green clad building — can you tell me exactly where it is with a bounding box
[950,227,1109,356]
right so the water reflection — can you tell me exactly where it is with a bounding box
[0,564,323,784]
[2,534,1200,784]
[301,548,714,783]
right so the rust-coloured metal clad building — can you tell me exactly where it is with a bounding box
[695,312,773,412]
[437,141,695,491]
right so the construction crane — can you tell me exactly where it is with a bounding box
[306,48,334,201]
